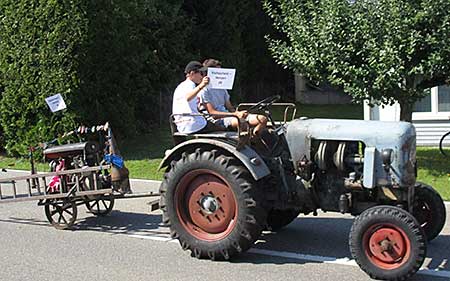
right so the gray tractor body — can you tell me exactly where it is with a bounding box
[285,118,416,189]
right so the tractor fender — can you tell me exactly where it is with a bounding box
[158,139,271,181]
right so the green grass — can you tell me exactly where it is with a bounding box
[416,147,450,200]
[0,155,49,172]
[117,126,173,180]
[1,104,449,200]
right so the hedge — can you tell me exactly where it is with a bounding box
[0,0,191,155]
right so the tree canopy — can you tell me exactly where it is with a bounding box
[264,0,450,120]
[184,0,292,102]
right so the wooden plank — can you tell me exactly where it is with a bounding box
[42,177,48,192]
[75,175,80,193]
[93,173,98,190]
[26,179,32,197]
[12,182,17,199]
[0,188,113,204]
[0,165,111,183]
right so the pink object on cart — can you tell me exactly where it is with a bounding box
[48,159,65,193]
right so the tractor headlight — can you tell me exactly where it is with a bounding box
[381,149,393,168]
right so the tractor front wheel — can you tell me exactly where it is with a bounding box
[349,205,426,281]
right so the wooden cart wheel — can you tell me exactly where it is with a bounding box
[44,199,78,230]
[85,194,115,216]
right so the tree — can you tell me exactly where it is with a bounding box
[182,0,293,102]
[264,0,450,121]
[73,0,192,135]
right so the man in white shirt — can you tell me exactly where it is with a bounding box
[172,61,224,134]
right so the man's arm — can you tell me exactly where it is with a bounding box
[186,77,209,101]
[205,103,247,119]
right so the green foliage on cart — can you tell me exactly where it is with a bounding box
[264,0,450,121]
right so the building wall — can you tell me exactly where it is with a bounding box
[413,120,450,146]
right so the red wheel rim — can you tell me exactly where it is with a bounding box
[363,224,411,270]
[175,169,238,241]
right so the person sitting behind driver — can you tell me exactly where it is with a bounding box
[199,59,267,135]
[172,60,225,134]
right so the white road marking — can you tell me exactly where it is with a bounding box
[127,233,450,279]
[248,248,357,266]
[445,201,450,206]
[128,234,175,242]
[130,178,162,184]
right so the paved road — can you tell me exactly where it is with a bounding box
[0,170,449,281]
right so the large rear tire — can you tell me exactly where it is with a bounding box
[159,149,266,260]
[413,182,446,241]
[349,205,426,281]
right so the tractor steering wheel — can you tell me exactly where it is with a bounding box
[247,95,281,113]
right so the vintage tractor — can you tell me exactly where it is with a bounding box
[158,96,446,281]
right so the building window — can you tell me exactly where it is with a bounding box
[412,85,450,120]
[438,85,450,112]
[413,89,432,112]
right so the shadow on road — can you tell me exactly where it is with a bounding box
[0,210,165,236]
[75,210,166,236]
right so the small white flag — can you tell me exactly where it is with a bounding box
[45,94,67,113]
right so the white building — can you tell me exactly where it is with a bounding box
[364,85,450,146]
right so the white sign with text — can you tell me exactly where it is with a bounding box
[207,67,236,90]
[45,93,67,113]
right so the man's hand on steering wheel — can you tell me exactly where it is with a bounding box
[234,110,248,119]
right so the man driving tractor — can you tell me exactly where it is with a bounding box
[172,60,268,136]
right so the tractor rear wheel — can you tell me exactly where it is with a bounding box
[349,205,426,281]
[413,182,446,241]
[159,149,266,260]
